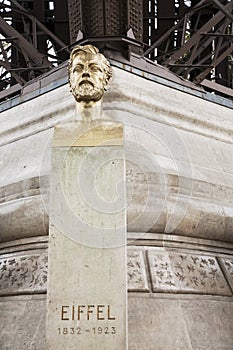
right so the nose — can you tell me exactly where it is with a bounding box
[82,65,90,78]
[82,72,90,78]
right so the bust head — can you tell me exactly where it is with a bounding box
[68,45,112,105]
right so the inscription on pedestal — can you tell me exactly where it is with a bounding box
[60,304,115,321]
[56,304,117,337]
[46,121,127,349]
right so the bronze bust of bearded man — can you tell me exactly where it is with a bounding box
[68,45,112,110]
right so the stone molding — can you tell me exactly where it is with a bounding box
[0,176,48,204]
[147,250,230,295]
[0,250,48,295]
[128,249,149,292]
[1,66,233,243]
[0,67,233,148]
[0,237,48,296]
[127,247,233,296]
[0,238,233,296]
[1,172,233,243]
[218,258,233,291]
[0,176,49,243]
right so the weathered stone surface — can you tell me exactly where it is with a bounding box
[128,296,233,350]
[0,132,50,242]
[127,248,149,292]
[180,299,233,350]
[0,296,46,350]
[218,257,233,292]
[47,122,127,349]
[147,249,231,295]
[1,67,233,242]
[0,61,233,350]
[0,251,48,295]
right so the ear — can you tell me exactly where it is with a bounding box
[103,77,108,91]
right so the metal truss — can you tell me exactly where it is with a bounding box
[0,0,232,98]
[143,0,233,87]
[0,0,69,91]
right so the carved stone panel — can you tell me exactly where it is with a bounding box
[0,251,48,295]
[218,257,233,292]
[127,249,149,292]
[147,249,231,295]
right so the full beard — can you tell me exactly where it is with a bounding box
[72,83,104,103]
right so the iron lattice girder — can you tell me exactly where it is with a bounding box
[143,0,233,84]
[194,43,233,83]
[164,2,233,65]
[10,0,69,52]
[0,0,69,87]
[175,15,232,77]
[0,39,26,85]
[67,0,143,54]
[0,0,232,94]
[143,0,212,57]
[0,15,52,69]
[67,0,81,43]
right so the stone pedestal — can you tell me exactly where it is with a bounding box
[46,121,127,349]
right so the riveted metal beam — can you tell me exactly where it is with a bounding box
[164,2,233,66]
[0,15,51,68]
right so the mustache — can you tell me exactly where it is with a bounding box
[78,79,95,88]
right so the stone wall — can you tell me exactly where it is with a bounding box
[0,62,233,349]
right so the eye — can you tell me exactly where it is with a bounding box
[73,64,83,73]
[90,65,102,72]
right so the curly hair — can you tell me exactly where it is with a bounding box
[68,45,112,89]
